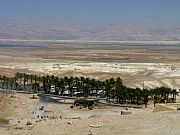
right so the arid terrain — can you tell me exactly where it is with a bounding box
[1,0,180,134]
[1,93,180,135]
[1,41,180,135]
[0,41,180,89]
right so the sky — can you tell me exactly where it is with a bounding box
[0,0,180,24]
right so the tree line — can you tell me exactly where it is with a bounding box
[0,72,179,107]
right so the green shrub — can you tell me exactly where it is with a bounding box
[0,118,9,124]
[26,121,32,125]
[74,99,94,108]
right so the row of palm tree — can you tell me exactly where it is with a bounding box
[0,72,179,107]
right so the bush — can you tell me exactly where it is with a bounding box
[74,99,94,108]
[0,118,9,124]
[26,121,32,125]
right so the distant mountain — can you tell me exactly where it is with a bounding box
[0,21,180,41]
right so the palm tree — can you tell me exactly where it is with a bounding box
[34,75,38,91]
[142,89,149,108]
[18,73,23,89]
[80,76,85,90]
[0,75,2,88]
[150,88,159,107]
[58,78,65,95]
[1,76,6,89]
[74,77,80,92]
[135,88,143,105]
[15,72,20,83]
[96,80,103,97]
[164,87,171,103]
[84,77,91,96]
[171,89,179,102]
[9,77,15,90]
[53,77,59,94]
[5,77,9,96]
[103,79,112,103]
[115,82,125,104]
[69,76,74,96]
[23,73,26,90]
[42,76,48,94]
[29,74,34,91]
[14,76,18,90]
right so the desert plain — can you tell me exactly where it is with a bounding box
[1,41,180,135]
[0,41,180,89]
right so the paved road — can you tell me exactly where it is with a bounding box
[0,88,17,94]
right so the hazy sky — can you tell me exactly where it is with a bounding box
[0,0,180,24]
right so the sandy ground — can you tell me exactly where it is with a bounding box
[1,42,180,134]
[1,93,180,135]
[0,43,180,89]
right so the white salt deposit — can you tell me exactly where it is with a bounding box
[1,62,180,88]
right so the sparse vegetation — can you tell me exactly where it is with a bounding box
[0,118,10,125]
[74,99,95,108]
[26,121,32,125]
